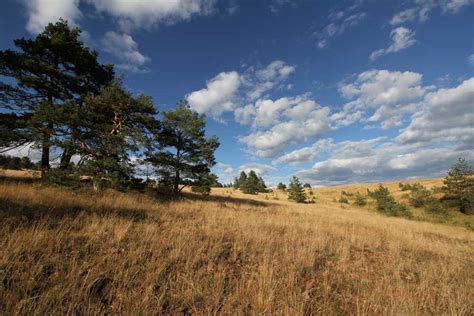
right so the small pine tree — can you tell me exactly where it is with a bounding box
[442,158,474,214]
[241,170,260,194]
[303,183,312,188]
[287,176,307,203]
[277,182,287,190]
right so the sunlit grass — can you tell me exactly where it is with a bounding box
[0,177,473,314]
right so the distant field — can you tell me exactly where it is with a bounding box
[0,173,473,314]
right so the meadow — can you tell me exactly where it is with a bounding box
[0,176,473,314]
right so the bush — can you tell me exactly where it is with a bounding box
[354,194,367,206]
[368,184,413,218]
[339,196,349,204]
[43,168,81,188]
[399,182,412,191]
[277,182,287,190]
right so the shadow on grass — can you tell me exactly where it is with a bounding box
[0,197,150,229]
[181,191,271,207]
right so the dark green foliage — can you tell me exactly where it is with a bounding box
[0,19,114,172]
[406,183,437,209]
[339,196,349,204]
[78,81,157,191]
[191,173,219,195]
[240,170,263,194]
[42,168,81,188]
[303,183,311,188]
[354,194,367,206]
[234,171,247,189]
[441,158,474,214]
[277,182,287,190]
[147,100,219,195]
[399,182,413,191]
[0,154,35,170]
[235,170,267,194]
[368,184,413,218]
[287,176,307,203]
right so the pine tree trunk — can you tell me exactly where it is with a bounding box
[174,169,180,195]
[40,122,52,177]
[59,149,73,170]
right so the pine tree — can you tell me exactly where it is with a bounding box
[277,182,287,190]
[303,183,312,188]
[0,19,114,173]
[241,170,260,194]
[234,171,247,189]
[78,81,157,190]
[147,100,219,195]
[287,176,307,203]
[442,158,474,213]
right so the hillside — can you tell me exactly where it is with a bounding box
[0,177,473,314]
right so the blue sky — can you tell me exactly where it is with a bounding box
[1,0,473,186]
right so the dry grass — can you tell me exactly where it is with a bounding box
[0,178,473,314]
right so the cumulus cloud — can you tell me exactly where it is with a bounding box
[296,138,474,185]
[397,77,474,147]
[238,95,332,157]
[101,31,150,72]
[187,71,241,120]
[370,27,416,61]
[21,0,82,34]
[20,0,217,34]
[86,0,216,32]
[188,60,295,121]
[245,60,296,100]
[337,69,427,128]
[238,163,275,176]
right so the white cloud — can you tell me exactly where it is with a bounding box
[273,145,318,165]
[189,60,295,121]
[102,31,150,72]
[22,0,82,34]
[245,60,296,100]
[390,8,418,25]
[370,27,416,61]
[1,143,42,161]
[216,162,234,174]
[338,69,427,128]
[390,0,473,25]
[238,163,275,176]
[314,10,367,49]
[187,71,241,120]
[86,0,216,31]
[238,95,332,157]
[397,77,474,147]
[296,138,473,185]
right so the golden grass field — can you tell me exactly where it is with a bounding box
[0,173,473,314]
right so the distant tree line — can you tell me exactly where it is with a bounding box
[0,20,219,195]
[0,154,37,170]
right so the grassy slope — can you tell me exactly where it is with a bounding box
[0,176,473,314]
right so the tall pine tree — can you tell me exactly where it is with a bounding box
[0,19,114,173]
[147,100,219,195]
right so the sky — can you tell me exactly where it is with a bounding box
[0,0,473,186]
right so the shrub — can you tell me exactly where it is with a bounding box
[354,194,367,206]
[339,196,349,204]
[368,184,413,218]
[399,182,412,191]
[277,182,287,190]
